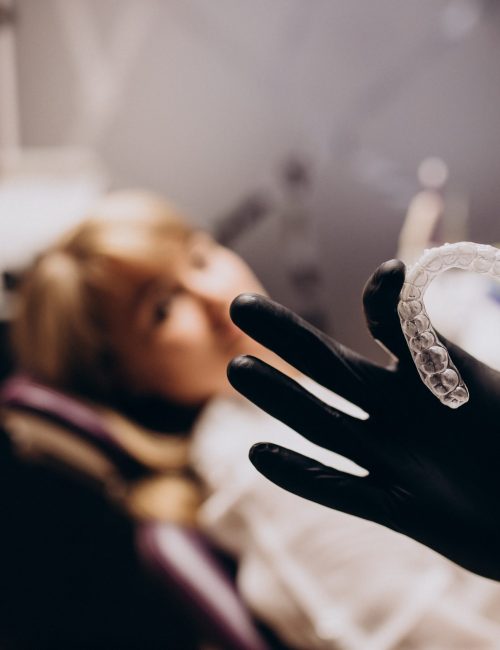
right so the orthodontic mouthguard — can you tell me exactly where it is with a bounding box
[398,242,500,409]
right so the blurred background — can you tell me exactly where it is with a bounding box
[2,0,500,357]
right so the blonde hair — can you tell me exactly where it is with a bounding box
[12,190,193,399]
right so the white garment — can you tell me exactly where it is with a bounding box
[190,379,500,650]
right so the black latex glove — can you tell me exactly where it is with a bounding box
[228,259,500,581]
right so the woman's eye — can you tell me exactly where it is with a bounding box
[188,237,215,269]
[153,298,171,323]
[189,249,209,269]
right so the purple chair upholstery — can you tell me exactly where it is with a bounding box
[138,523,269,650]
[0,374,272,650]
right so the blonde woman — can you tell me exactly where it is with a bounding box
[10,191,500,650]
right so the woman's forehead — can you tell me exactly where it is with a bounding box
[94,251,176,329]
[97,230,211,331]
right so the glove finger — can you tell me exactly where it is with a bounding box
[230,293,389,413]
[249,442,389,525]
[362,259,413,364]
[228,355,380,470]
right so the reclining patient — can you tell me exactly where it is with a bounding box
[12,190,500,649]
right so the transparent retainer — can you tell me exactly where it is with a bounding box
[398,242,500,409]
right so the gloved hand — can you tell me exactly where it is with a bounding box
[228,259,500,580]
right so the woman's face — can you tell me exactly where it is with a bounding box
[112,233,267,405]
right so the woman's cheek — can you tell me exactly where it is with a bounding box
[219,250,264,294]
[229,267,264,297]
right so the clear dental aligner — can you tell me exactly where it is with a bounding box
[398,242,500,409]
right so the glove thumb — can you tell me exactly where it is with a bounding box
[362,259,409,362]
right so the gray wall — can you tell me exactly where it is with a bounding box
[13,0,500,359]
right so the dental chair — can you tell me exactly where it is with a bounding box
[0,374,275,650]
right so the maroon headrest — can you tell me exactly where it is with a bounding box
[0,374,145,479]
